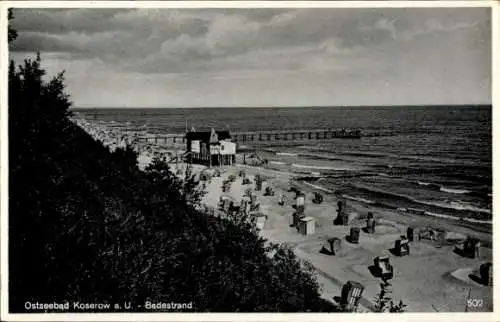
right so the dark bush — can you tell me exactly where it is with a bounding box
[8,10,336,313]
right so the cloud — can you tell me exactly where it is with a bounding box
[10,7,489,76]
[7,7,491,107]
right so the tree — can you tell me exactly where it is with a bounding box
[375,280,407,313]
[8,9,18,43]
[8,9,336,312]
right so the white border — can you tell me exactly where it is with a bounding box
[1,1,497,321]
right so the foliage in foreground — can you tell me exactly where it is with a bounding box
[375,280,407,313]
[8,11,336,312]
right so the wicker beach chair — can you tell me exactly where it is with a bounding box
[312,192,323,204]
[374,256,394,281]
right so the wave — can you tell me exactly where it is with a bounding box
[300,153,345,162]
[423,211,491,225]
[351,184,491,215]
[417,199,491,214]
[341,194,376,205]
[343,193,492,225]
[440,187,470,194]
[269,161,286,165]
[415,181,471,194]
[340,151,388,158]
[276,152,298,156]
[303,182,334,193]
[299,180,492,225]
[291,163,351,171]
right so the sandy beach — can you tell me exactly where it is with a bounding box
[71,115,185,170]
[72,117,492,312]
[197,164,493,312]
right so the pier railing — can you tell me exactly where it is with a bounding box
[131,128,408,144]
[231,128,361,142]
[136,128,364,145]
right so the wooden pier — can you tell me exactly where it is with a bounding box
[136,128,362,146]
[231,128,361,143]
[137,134,187,145]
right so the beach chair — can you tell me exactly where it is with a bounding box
[463,237,479,258]
[250,193,258,205]
[338,200,347,213]
[296,193,305,207]
[334,211,349,226]
[264,186,272,196]
[292,211,305,229]
[242,178,251,185]
[249,202,260,212]
[289,212,295,227]
[340,281,365,312]
[299,217,316,236]
[479,262,493,286]
[218,196,229,210]
[407,226,420,242]
[255,215,266,230]
[374,256,394,281]
[348,227,360,244]
[221,183,228,193]
[323,237,341,256]
[312,192,323,204]
[334,200,349,226]
[261,180,268,192]
[395,238,410,256]
[254,175,263,191]
[296,205,305,216]
[365,217,376,234]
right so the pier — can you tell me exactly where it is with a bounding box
[231,128,361,143]
[136,128,362,145]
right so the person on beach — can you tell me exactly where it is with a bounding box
[475,240,481,258]
[278,193,285,206]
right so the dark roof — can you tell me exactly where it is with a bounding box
[186,131,231,141]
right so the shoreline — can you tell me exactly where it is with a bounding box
[204,164,492,312]
[237,164,492,243]
[72,117,493,312]
[70,115,492,239]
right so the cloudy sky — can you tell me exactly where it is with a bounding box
[9,6,491,108]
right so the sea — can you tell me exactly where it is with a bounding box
[74,106,492,224]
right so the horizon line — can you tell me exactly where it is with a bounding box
[71,103,492,109]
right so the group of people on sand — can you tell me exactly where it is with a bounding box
[72,117,132,151]
[72,116,168,157]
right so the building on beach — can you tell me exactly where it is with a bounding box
[186,128,236,167]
